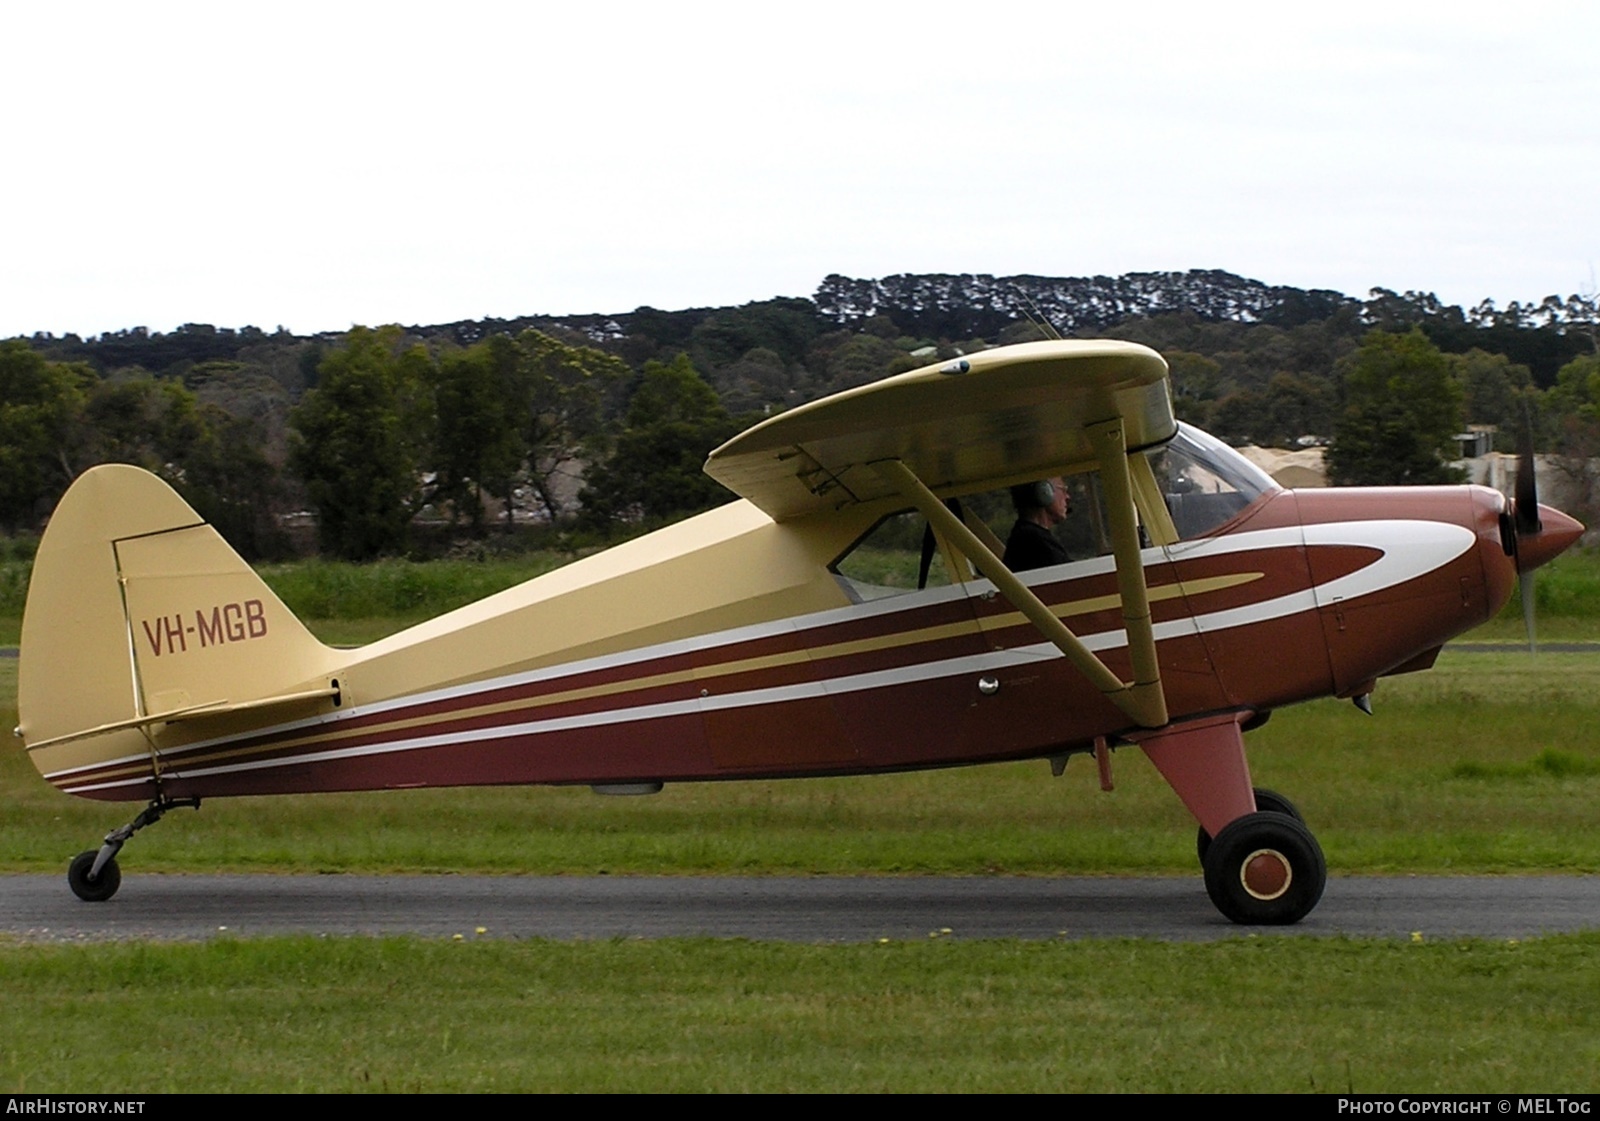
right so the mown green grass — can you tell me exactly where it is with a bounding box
[2,934,1597,1093]
[4,564,1600,1093]
[1462,615,1600,644]
[4,649,1600,876]
[1516,549,1600,617]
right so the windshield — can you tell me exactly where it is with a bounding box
[1148,423,1280,540]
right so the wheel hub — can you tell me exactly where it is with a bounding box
[1240,848,1292,900]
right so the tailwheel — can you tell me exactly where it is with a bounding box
[68,850,122,903]
[65,796,200,902]
[1196,787,1303,864]
[1201,810,1326,925]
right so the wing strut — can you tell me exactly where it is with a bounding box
[870,419,1167,729]
[1088,417,1166,726]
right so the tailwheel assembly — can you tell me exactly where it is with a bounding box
[66,796,200,902]
[1201,810,1326,925]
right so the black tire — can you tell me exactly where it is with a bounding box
[1196,787,1304,865]
[1201,810,1326,925]
[67,850,121,903]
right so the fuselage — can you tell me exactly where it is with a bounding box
[40,432,1571,803]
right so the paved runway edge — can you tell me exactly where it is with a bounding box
[2,873,1597,943]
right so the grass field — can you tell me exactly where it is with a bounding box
[4,935,1599,1092]
[2,552,1598,1092]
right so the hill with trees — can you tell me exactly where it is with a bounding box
[7,270,1598,559]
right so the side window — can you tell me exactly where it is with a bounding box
[969,473,1114,566]
[832,511,953,601]
[831,470,1123,601]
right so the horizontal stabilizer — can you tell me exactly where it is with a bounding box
[25,684,343,753]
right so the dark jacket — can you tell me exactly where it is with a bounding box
[1002,519,1068,572]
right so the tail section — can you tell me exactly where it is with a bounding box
[20,465,343,797]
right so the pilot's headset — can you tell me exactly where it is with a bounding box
[1010,480,1058,512]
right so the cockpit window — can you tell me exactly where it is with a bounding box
[1147,423,1279,540]
[830,473,1119,602]
[832,511,954,601]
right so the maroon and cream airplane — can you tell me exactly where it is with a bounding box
[17,340,1582,922]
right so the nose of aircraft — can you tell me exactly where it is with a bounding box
[1516,504,1585,573]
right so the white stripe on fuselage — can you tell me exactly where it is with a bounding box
[53,519,1474,791]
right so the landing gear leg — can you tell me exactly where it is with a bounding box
[1130,711,1327,925]
[67,797,200,902]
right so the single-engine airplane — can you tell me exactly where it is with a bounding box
[16,340,1583,923]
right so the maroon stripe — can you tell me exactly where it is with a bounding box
[63,549,1360,797]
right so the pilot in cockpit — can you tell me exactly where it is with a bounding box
[1002,477,1070,572]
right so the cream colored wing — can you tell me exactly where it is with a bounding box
[705,340,1173,521]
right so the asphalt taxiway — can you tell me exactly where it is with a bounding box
[2,874,1596,942]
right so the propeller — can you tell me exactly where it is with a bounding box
[1495,408,1583,653]
[1505,410,1583,652]
[1512,422,1540,654]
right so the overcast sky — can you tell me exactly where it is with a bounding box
[4,2,1597,339]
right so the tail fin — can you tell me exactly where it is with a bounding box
[19,465,341,791]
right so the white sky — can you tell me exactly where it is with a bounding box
[4,2,1597,339]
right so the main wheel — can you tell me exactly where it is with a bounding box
[1196,787,1303,864]
[1201,810,1326,925]
[67,850,121,902]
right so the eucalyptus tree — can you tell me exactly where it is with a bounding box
[0,341,87,532]
[1327,330,1464,486]
[289,326,434,560]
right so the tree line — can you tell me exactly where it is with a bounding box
[5,272,1599,560]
